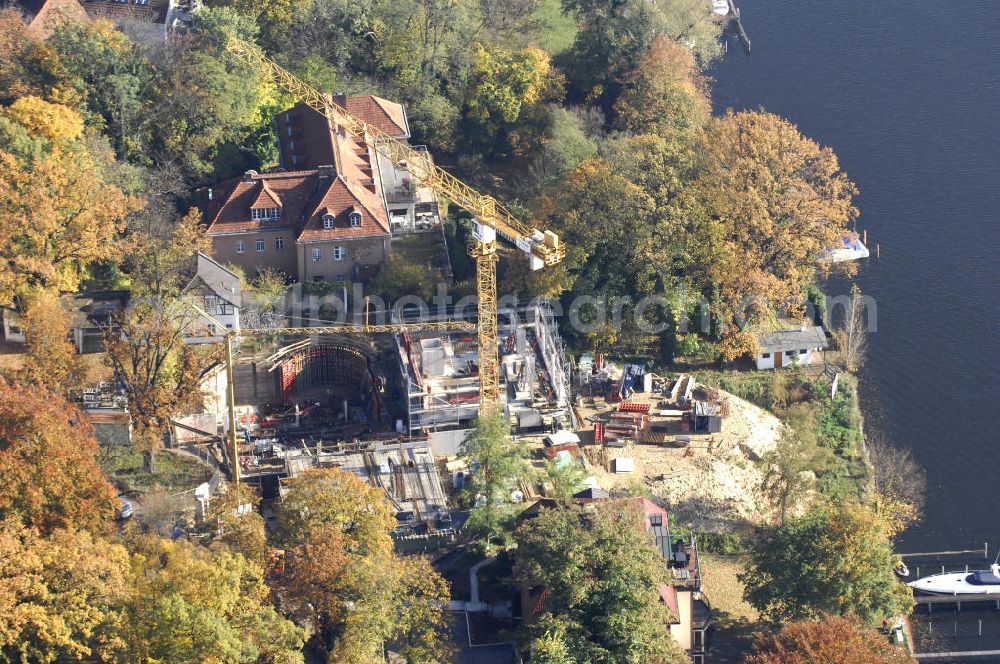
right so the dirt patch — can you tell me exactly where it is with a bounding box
[575,383,784,531]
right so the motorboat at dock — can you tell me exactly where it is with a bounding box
[909,564,1000,596]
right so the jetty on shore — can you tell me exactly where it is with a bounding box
[718,0,751,53]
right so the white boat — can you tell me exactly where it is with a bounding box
[909,564,1000,596]
[819,235,870,263]
[711,0,730,16]
[894,561,910,579]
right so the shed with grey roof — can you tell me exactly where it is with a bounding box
[755,325,829,370]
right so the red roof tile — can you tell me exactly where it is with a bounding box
[341,95,409,138]
[658,583,680,621]
[206,168,389,241]
[249,180,283,209]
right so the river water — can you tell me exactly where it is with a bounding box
[710,0,1000,554]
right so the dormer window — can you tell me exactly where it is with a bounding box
[349,210,362,228]
[252,207,280,221]
[323,213,335,230]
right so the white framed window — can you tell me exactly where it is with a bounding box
[349,211,362,227]
[235,240,245,254]
[311,248,321,262]
[275,237,284,250]
[251,207,280,221]
[333,246,346,261]
[312,275,324,282]
[256,238,265,252]
[323,214,335,230]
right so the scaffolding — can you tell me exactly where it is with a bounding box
[396,301,572,437]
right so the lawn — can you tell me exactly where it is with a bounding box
[100,445,214,496]
[701,553,761,663]
[434,547,484,602]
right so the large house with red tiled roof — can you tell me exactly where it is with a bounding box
[205,94,441,283]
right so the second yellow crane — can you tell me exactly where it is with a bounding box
[224,38,566,416]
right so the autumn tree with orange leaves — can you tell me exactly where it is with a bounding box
[693,110,859,358]
[278,468,452,664]
[0,381,117,534]
[745,614,914,664]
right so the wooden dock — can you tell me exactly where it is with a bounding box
[725,0,751,53]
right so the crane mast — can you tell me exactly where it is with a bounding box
[223,37,565,416]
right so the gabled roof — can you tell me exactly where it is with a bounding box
[573,487,610,501]
[205,168,389,241]
[658,583,680,622]
[20,0,90,36]
[297,175,389,242]
[275,95,409,172]
[193,252,241,307]
[249,180,282,209]
[79,0,170,25]
[342,94,410,138]
[758,325,829,354]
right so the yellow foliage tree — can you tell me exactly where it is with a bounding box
[125,536,305,663]
[0,98,139,304]
[0,521,130,662]
[18,288,84,395]
[278,468,452,663]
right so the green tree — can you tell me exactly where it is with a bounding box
[530,627,575,664]
[461,413,532,549]
[368,253,439,303]
[513,502,688,664]
[465,43,559,150]
[745,614,915,664]
[559,0,662,105]
[47,20,154,160]
[758,429,832,524]
[0,381,117,534]
[741,502,914,624]
[543,457,587,500]
[148,8,270,177]
[535,106,597,181]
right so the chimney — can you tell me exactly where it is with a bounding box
[243,169,258,182]
[333,91,347,108]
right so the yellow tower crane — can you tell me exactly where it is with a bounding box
[189,302,475,483]
[223,37,566,416]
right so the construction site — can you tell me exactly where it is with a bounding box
[396,303,573,455]
[156,39,581,541]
